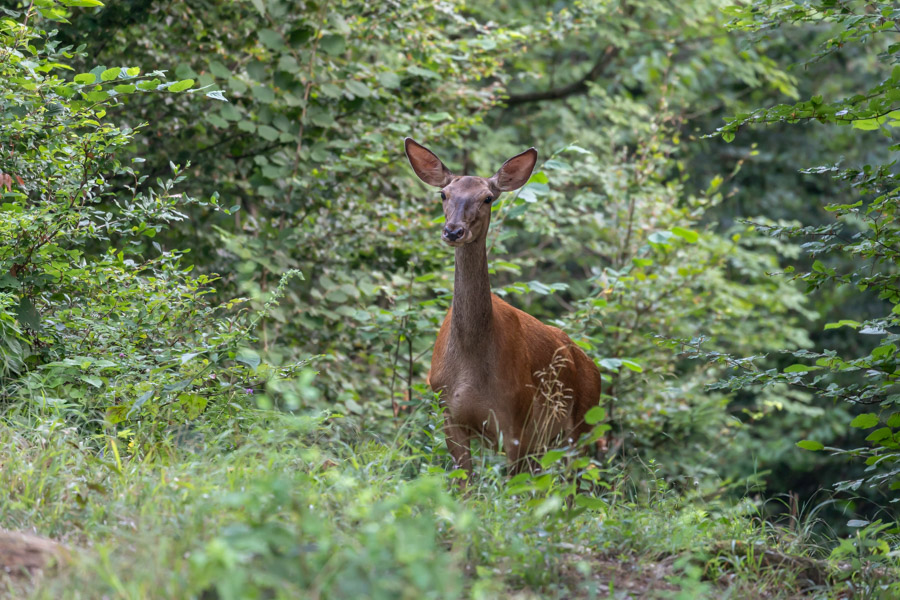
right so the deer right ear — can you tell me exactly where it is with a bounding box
[490,147,538,192]
[404,138,453,188]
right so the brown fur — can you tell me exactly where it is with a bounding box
[405,138,602,478]
[429,294,603,474]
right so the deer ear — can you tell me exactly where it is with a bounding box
[404,138,453,187]
[490,148,538,192]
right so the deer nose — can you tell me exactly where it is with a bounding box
[443,225,465,242]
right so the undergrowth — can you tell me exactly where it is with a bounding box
[2,405,898,600]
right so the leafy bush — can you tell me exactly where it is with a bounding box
[705,0,900,495]
[0,3,310,440]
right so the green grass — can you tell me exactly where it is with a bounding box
[1,408,897,599]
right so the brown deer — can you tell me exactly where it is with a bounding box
[404,138,602,480]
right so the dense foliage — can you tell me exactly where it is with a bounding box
[2,0,900,597]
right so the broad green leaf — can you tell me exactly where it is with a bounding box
[671,226,699,243]
[850,413,879,429]
[258,125,279,141]
[258,29,284,50]
[167,79,194,92]
[539,449,566,469]
[100,67,121,81]
[597,358,622,371]
[527,171,549,185]
[208,60,230,79]
[320,34,345,56]
[543,159,571,170]
[345,80,371,98]
[584,405,606,425]
[865,427,892,443]
[621,359,643,373]
[15,296,41,331]
[784,364,820,373]
[236,350,261,370]
[137,78,160,90]
[74,73,96,85]
[887,413,900,428]
[852,117,884,131]
[377,71,400,89]
[80,375,103,388]
[423,112,452,122]
[796,440,824,451]
[126,390,153,418]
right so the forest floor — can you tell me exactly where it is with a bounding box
[1,410,896,599]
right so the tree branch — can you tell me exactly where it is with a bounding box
[504,45,620,106]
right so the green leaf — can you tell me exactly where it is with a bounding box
[852,117,884,131]
[543,159,571,171]
[74,73,96,85]
[320,34,346,56]
[574,495,606,510]
[850,413,879,429]
[127,390,153,419]
[258,29,284,50]
[84,90,109,102]
[15,296,41,331]
[236,350,261,370]
[824,319,860,330]
[80,375,103,388]
[796,440,824,451]
[114,84,135,94]
[137,78,160,91]
[252,85,275,103]
[865,427,892,443]
[180,352,201,365]
[345,80,371,98]
[598,358,622,371]
[620,359,643,373]
[101,67,121,81]
[584,405,606,425]
[887,413,900,429]
[784,364,820,373]
[671,226,699,243]
[257,125,279,141]
[527,171,549,185]
[539,449,566,468]
[377,71,400,89]
[648,231,674,245]
[167,79,194,92]
[423,112,452,122]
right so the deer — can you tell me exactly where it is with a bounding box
[404,138,603,482]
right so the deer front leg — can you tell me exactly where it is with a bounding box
[443,421,473,486]
[503,428,538,476]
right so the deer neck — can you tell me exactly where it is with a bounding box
[451,236,493,349]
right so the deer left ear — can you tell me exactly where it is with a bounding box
[489,147,538,192]
[404,138,454,188]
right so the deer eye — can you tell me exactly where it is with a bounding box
[484,195,493,204]
[440,191,446,201]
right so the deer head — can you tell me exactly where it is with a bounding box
[404,138,537,247]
